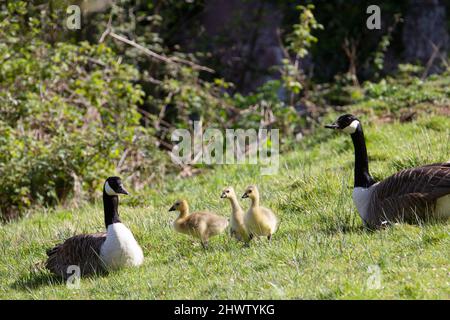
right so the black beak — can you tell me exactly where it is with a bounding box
[168,205,176,212]
[117,186,129,195]
[241,193,248,199]
[325,123,339,130]
[220,193,226,198]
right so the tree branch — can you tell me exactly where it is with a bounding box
[99,20,214,73]
[421,41,441,79]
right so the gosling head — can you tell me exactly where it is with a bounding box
[169,199,188,213]
[325,114,361,134]
[104,176,129,196]
[242,185,259,200]
[220,187,236,199]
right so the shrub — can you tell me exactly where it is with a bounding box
[0,2,167,220]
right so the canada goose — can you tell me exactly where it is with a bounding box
[325,114,450,228]
[220,187,249,241]
[242,185,278,242]
[45,177,144,278]
[169,199,228,249]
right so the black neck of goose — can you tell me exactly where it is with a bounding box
[351,125,375,188]
[103,191,121,228]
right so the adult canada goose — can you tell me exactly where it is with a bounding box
[220,187,249,241]
[169,199,228,249]
[242,185,278,242]
[45,177,144,278]
[325,114,450,228]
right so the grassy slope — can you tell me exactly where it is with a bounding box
[0,111,449,299]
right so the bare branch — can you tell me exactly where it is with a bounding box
[430,41,449,69]
[109,31,175,64]
[99,20,215,73]
[98,14,113,43]
[421,41,441,79]
[170,56,215,73]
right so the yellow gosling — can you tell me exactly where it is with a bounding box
[220,187,249,242]
[242,185,278,242]
[169,199,228,249]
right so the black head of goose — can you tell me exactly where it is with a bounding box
[45,177,143,279]
[103,176,129,227]
[325,114,450,228]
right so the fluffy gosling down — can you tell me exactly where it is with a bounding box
[242,185,278,242]
[221,187,249,242]
[169,199,228,249]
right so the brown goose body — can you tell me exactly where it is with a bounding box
[326,114,450,229]
[45,233,107,278]
[45,177,143,279]
[361,163,450,227]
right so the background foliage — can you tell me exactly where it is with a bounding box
[0,2,167,219]
[0,0,449,220]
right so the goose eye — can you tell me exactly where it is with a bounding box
[226,190,230,193]
[248,190,252,193]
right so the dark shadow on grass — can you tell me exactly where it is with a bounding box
[172,237,246,255]
[11,272,64,291]
[319,224,367,235]
[322,217,449,235]
[11,269,110,291]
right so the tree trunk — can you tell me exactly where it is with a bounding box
[403,0,449,74]
[202,0,284,94]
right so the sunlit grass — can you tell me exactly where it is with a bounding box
[0,113,448,299]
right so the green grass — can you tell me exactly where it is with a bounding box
[0,112,449,299]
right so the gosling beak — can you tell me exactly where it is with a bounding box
[325,123,339,130]
[117,185,129,195]
[241,193,248,199]
[168,205,176,212]
[220,193,226,199]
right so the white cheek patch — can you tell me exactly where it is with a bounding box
[105,181,119,196]
[342,120,360,134]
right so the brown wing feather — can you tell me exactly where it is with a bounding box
[45,232,107,279]
[367,163,450,227]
